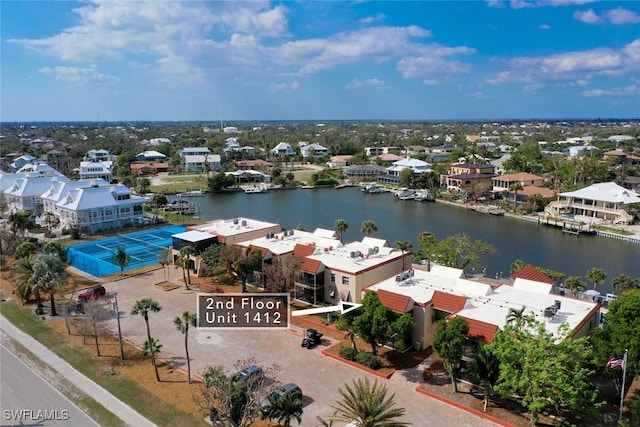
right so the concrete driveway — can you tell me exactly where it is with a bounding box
[101,268,499,426]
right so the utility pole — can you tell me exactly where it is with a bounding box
[113,293,125,364]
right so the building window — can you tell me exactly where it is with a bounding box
[342,276,349,285]
[331,273,336,283]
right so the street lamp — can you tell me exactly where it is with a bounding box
[112,293,125,365]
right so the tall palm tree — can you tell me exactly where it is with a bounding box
[156,248,171,282]
[334,219,349,244]
[392,241,412,272]
[564,276,586,297]
[178,246,195,289]
[417,232,437,271]
[113,246,130,277]
[174,311,197,383]
[509,182,523,211]
[31,254,69,316]
[585,267,606,290]
[360,220,378,236]
[14,255,37,305]
[324,377,409,427]
[611,274,639,293]
[131,298,162,381]
[42,241,70,265]
[505,306,526,326]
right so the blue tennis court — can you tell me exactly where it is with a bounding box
[67,225,186,277]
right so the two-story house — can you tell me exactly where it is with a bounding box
[441,163,496,191]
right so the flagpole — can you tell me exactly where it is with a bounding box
[619,349,628,421]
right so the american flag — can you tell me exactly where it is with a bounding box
[606,355,625,369]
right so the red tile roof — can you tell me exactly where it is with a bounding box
[377,289,413,313]
[460,317,499,343]
[430,291,467,313]
[493,172,543,182]
[510,265,554,284]
[293,244,316,257]
[519,186,556,198]
[299,258,322,274]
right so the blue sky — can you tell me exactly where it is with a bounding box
[2,0,639,121]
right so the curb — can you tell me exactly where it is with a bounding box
[415,386,516,427]
[321,348,395,380]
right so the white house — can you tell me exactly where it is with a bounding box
[16,162,66,178]
[300,143,329,158]
[79,160,114,182]
[86,149,113,162]
[271,142,295,156]
[378,157,433,186]
[183,154,221,173]
[9,154,37,172]
[135,151,167,161]
[545,181,640,225]
[180,147,211,157]
[4,175,70,214]
[55,182,148,233]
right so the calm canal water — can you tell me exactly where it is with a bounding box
[193,187,640,295]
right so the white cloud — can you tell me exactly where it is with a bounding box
[538,24,551,30]
[269,81,299,92]
[487,39,640,87]
[359,13,386,25]
[573,9,602,24]
[39,65,119,84]
[488,0,595,8]
[582,85,640,97]
[603,7,640,25]
[397,56,472,79]
[575,7,640,25]
[345,78,386,89]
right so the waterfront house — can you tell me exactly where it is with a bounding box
[130,163,169,175]
[378,157,433,187]
[492,172,546,194]
[366,264,600,349]
[544,181,640,225]
[441,163,496,192]
[343,165,388,180]
[55,182,148,233]
[182,154,221,173]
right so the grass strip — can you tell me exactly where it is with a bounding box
[0,302,208,427]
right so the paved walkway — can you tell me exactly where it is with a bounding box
[0,314,156,427]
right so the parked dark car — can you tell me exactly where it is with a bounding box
[78,285,106,302]
[260,383,302,415]
[301,328,323,349]
[238,364,263,385]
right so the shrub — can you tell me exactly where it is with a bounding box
[215,273,235,285]
[17,284,32,303]
[339,346,358,361]
[355,351,381,370]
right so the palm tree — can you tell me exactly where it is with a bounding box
[509,259,527,275]
[262,389,304,426]
[611,274,639,293]
[334,219,349,243]
[113,246,130,276]
[472,343,500,413]
[509,182,523,211]
[564,276,586,297]
[42,241,69,265]
[392,241,412,272]
[174,311,197,383]
[417,232,437,271]
[585,267,606,290]
[151,193,168,221]
[142,337,162,382]
[324,377,409,427]
[505,306,526,326]
[360,220,378,236]
[131,298,162,381]
[178,246,195,289]
[31,254,69,316]
[156,248,171,282]
[14,255,37,305]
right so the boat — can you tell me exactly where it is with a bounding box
[176,189,205,197]
[414,191,435,202]
[244,183,269,194]
[299,185,315,189]
[362,184,385,194]
[393,188,416,200]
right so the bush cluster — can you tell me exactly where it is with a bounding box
[339,347,381,370]
[339,346,358,361]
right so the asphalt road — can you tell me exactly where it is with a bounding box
[0,344,100,427]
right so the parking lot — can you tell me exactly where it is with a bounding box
[99,267,499,426]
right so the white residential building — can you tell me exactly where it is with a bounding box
[4,175,70,214]
[135,151,167,161]
[183,154,221,173]
[271,142,295,156]
[9,154,37,172]
[79,160,114,182]
[180,147,211,157]
[378,157,433,186]
[300,143,330,158]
